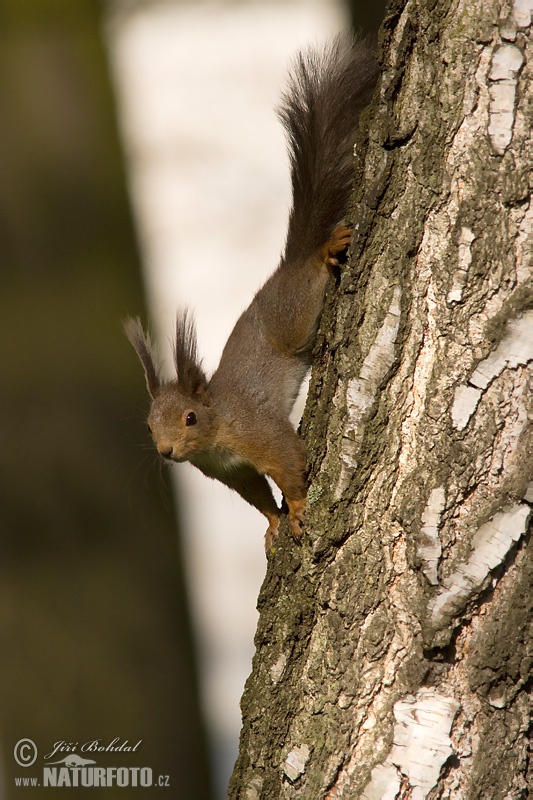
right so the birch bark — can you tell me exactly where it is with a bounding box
[230,0,532,797]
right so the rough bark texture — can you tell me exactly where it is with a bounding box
[229,0,532,798]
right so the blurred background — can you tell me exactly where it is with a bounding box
[0,1,385,798]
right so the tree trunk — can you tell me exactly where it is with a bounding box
[229,0,532,797]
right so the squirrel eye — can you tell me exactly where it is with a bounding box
[185,411,197,426]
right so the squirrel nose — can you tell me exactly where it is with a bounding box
[158,444,173,460]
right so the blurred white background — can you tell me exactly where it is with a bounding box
[105,1,346,794]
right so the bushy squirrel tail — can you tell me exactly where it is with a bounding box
[278,34,378,266]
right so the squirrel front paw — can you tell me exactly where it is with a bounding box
[288,498,306,543]
[264,514,281,554]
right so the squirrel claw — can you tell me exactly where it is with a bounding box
[322,223,353,270]
[288,499,306,543]
[264,515,280,554]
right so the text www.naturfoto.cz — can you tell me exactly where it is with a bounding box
[14,767,167,788]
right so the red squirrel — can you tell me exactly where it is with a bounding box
[125,35,378,553]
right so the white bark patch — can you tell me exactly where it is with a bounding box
[282,744,310,783]
[363,689,459,800]
[469,311,533,389]
[270,652,287,683]
[512,0,533,28]
[418,486,445,585]
[361,763,401,800]
[451,384,482,430]
[515,200,533,285]
[430,504,531,623]
[335,287,402,499]
[488,43,524,155]
[447,226,475,304]
[451,310,533,429]
[499,19,518,42]
[487,683,508,709]
[244,776,263,800]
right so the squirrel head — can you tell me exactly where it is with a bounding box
[125,312,217,461]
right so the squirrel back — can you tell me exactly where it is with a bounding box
[126,35,378,553]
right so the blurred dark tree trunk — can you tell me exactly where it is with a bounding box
[348,0,388,38]
[230,0,532,797]
[0,2,211,797]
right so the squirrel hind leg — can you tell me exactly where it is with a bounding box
[321,223,353,270]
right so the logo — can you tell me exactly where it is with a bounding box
[48,755,96,767]
[13,737,171,789]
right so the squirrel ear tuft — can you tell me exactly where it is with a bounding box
[174,309,209,400]
[124,317,160,399]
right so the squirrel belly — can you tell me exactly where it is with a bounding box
[125,35,378,554]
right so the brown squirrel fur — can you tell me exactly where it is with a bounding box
[125,35,378,552]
